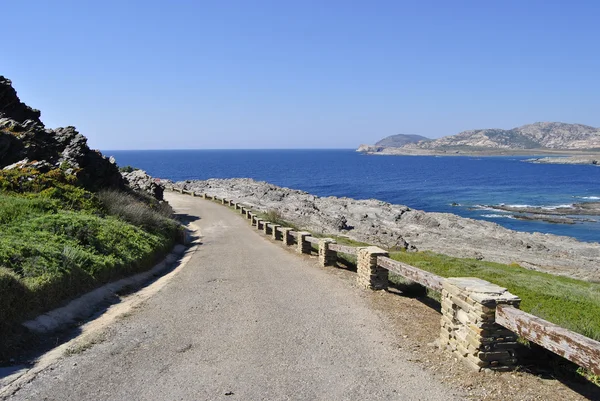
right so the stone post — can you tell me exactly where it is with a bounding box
[221,198,226,205]
[202,193,208,199]
[179,188,184,194]
[440,277,521,371]
[318,239,337,267]
[256,219,264,231]
[357,247,389,290]
[296,232,312,254]
[271,224,281,240]
[281,228,293,245]
[263,221,271,235]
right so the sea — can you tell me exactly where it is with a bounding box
[105,149,600,243]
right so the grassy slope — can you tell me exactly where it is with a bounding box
[389,251,600,341]
[0,168,181,344]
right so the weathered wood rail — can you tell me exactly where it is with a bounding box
[377,257,444,292]
[165,185,600,376]
[497,305,600,376]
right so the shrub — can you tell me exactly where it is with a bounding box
[119,165,138,173]
[0,267,30,325]
[97,189,179,236]
[0,168,100,211]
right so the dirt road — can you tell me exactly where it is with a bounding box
[5,193,462,400]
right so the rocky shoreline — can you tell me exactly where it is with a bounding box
[357,146,600,157]
[477,202,600,225]
[166,178,600,282]
[524,155,599,166]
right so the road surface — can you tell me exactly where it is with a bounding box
[5,193,461,400]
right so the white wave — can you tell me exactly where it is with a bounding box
[541,204,573,210]
[481,214,516,219]
[579,196,600,200]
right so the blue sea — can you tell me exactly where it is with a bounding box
[106,150,600,243]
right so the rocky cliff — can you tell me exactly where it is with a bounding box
[171,178,600,282]
[0,76,124,191]
[359,122,600,153]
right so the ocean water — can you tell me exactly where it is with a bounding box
[106,149,600,243]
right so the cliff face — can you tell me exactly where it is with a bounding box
[0,76,124,191]
[359,122,600,152]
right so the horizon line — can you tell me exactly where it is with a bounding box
[102,147,358,152]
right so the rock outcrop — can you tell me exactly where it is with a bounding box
[172,178,600,281]
[121,169,164,200]
[0,76,124,191]
[525,156,599,165]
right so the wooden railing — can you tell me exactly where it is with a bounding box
[377,257,444,292]
[497,305,600,376]
[165,185,600,376]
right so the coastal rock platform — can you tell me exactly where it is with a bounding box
[169,178,600,282]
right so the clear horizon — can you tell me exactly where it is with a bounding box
[4,1,600,150]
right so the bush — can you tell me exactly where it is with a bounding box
[0,267,30,325]
[119,165,138,173]
[0,168,100,211]
[97,189,179,236]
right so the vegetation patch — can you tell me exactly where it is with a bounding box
[389,250,600,341]
[0,168,181,360]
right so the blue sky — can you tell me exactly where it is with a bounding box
[3,1,600,149]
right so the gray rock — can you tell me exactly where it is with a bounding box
[0,76,124,191]
[524,156,599,165]
[121,169,164,200]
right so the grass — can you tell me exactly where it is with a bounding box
[0,168,181,360]
[389,250,600,342]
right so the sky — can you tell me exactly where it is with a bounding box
[3,0,600,150]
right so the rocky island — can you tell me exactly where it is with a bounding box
[358,122,600,156]
[524,155,599,166]
[167,178,600,282]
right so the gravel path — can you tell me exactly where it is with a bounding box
[5,193,462,401]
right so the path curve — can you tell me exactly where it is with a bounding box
[5,193,462,400]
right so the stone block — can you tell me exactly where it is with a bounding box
[318,238,337,266]
[440,276,521,372]
[281,228,293,245]
[296,232,312,254]
[356,247,389,290]
[271,224,281,240]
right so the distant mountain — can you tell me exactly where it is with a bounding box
[407,122,600,150]
[358,122,600,153]
[374,134,431,147]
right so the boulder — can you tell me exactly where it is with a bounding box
[121,169,164,200]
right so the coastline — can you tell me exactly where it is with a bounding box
[358,147,600,157]
[167,178,600,282]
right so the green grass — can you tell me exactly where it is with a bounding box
[389,250,600,341]
[0,168,181,358]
